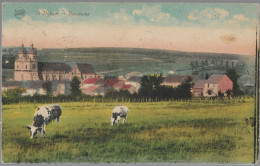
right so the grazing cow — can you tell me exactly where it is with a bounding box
[26,104,62,139]
[110,106,129,126]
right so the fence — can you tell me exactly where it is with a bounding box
[2,96,255,105]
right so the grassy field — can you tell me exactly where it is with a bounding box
[2,100,256,163]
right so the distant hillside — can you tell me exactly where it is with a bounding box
[3,47,255,78]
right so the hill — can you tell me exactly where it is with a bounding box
[2,47,254,78]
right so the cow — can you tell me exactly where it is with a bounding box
[110,106,129,126]
[26,104,62,139]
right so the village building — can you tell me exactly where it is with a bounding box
[125,76,141,93]
[192,79,207,97]
[113,80,126,91]
[192,74,233,97]
[122,84,136,94]
[14,44,96,82]
[162,75,196,88]
[125,72,143,79]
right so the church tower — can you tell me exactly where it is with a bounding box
[14,44,39,81]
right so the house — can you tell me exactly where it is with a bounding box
[82,77,100,88]
[2,80,71,96]
[82,85,99,96]
[2,80,46,96]
[113,80,125,91]
[192,79,207,97]
[203,74,233,97]
[93,86,105,96]
[70,63,96,80]
[122,84,136,94]
[162,75,195,88]
[125,72,143,79]
[95,78,105,86]
[125,76,141,93]
[51,80,71,96]
[104,79,119,87]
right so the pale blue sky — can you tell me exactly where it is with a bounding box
[3,3,258,27]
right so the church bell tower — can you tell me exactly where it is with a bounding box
[14,44,39,81]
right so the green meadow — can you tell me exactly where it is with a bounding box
[2,100,256,163]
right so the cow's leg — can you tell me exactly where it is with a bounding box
[121,116,125,124]
[116,116,121,125]
[124,116,127,124]
[43,124,46,137]
[41,128,44,137]
[57,117,59,123]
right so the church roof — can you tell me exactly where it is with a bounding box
[76,63,96,75]
[38,62,72,73]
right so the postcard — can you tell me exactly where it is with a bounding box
[1,2,259,164]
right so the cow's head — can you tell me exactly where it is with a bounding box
[110,117,120,126]
[110,117,115,126]
[26,125,42,139]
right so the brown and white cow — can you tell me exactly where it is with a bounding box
[26,104,62,139]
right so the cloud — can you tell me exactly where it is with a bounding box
[104,9,135,25]
[188,11,199,21]
[38,9,49,16]
[22,15,32,22]
[187,8,256,29]
[188,8,229,21]
[223,14,250,27]
[233,14,249,21]
[215,8,229,19]
[103,5,176,26]
[132,4,177,25]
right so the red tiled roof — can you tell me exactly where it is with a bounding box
[105,79,118,87]
[84,85,99,93]
[113,80,125,88]
[122,84,131,90]
[207,74,225,84]
[95,79,105,85]
[83,77,99,84]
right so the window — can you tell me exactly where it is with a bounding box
[208,84,209,88]
[17,65,19,69]
[32,64,36,69]
[26,65,27,69]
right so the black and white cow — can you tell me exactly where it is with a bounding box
[110,106,129,126]
[26,104,62,139]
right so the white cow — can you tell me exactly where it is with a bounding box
[26,104,62,139]
[110,106,129,126]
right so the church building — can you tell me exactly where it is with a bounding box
[14,44,96,81]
